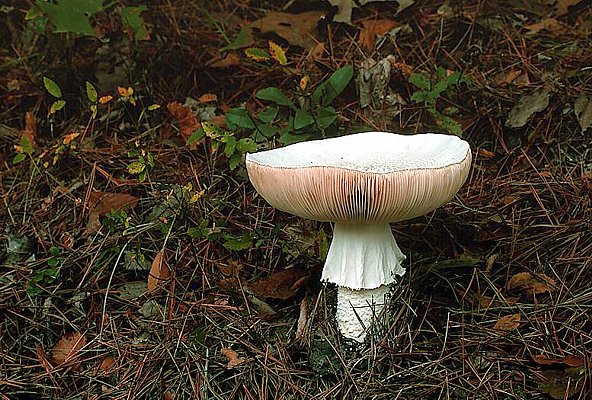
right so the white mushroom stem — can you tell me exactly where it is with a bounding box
[336,285,391,342]
[321,223,406,341]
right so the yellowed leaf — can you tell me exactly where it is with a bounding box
[117,86,133,97]
[300,76,309,91]
[507,272,556,294]
[251,11,325,50]
[63,132,80,145]
[268,41,287,65]
[221,347,243,368]
[99,95,113,104]
[51,332,87,368]
[493,313,521,332]
[359,20,397,51]
[147,251,170,293]
[198,93,217,104]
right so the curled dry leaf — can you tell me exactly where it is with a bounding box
[207,52,241,68]
[493,313,521,332]
[198,93,217,104]
[220,347,243,368]
[85,192,139,234]
[51,332,87,368]
[251,11,325,50]
[507,272,556,294]
[524,18,568,36]
[296,297,309,339]
[249,268,309,300]
[147,251,170,293]
[359,20,397,51]
[167,101,199,140]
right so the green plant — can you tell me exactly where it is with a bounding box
[26,0,149,40]
[409,67,471,136]
[188,122,257,170]
[127,146,155,182]
[225,65,353,145]
[27,246,62,296]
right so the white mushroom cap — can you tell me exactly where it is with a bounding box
[246,132,472,224]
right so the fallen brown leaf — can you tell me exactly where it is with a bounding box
[36,344,52,371]
[251,11,325,50]
[147,251,170,293]
[207,52,241,68]
[98,355,116,373]
[493,313,521,332]
[554,0,584,15]
[167,102,199,140]
[524,18,568,36]
[51,332,87,369]
[507,272,556,294]
[359,20,397,51]
[249,268,309,300]
[21,111,37,148]
[221,347,243,368]
[85,192,139,234]
[533,354,586,367]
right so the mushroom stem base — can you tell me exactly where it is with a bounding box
[336,285,392,342]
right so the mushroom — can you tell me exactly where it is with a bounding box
[246,132,471,342]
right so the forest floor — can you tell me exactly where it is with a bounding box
[1,0,592,399]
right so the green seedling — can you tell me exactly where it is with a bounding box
[409,67,471,136]
[27,246,62,296]
[127,145,155,182]
[225,65,353,145]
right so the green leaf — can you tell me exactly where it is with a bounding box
[236,138,256,153]
[228,153,242,170]
[50,99,66,114]
[38,0,104,36]
[13,153,26,164]
[258,107,278,123]
[294,109,314,130]
[255,87,295,109]
[313,65,354,107]
[279,130,311,145]
[187,128,205,145]
[20,137,34,154]
[85,81,97,102]
[220,26,251,52]
[409,73,431,91]
[128,161,146,174]
[224,136,237,157]
[255,124,278,140]
[47,258,59,267]
[26,5,43,20]
[244,47,271,61]
[120,6,149,41]
[410,91,428,103]
[225,108,255,129]
[223,234,252,250]
[43,77,62,98]
[315,106,337,129]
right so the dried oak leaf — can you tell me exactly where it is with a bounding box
[251,11,325,50]
[98,355,116,373]
[249,268,309,300]
[507,272,556,294]
[85,192,139,234]
[493,313,521,332]
[167,101,199,140]
[51,332,87,369]
[359,20,397,51]
[221,348,243,368]
[147,251,170,293]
